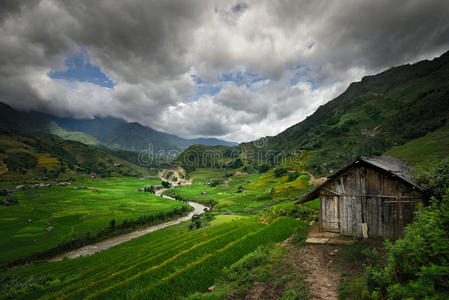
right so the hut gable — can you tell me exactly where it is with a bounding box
[299,155,427,239]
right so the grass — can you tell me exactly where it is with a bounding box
[387,125,449,170]
[187,224,309,300]
[187,168,229,182]
[165,164,313,213]
[0,216,301,299]
[0,176,184,264]
[0,158,318,298]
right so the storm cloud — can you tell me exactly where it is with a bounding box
[1,0,449,141]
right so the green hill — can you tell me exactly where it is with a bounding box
[386,125,449,170]
[0,102,101,147]
[0,128,147,181]
[179,50,449,174]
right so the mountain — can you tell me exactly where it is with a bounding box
[0,102,237,154]
[0,127,148,181]
[179,50,449,174]
[0,102,101,146]
[50,116,237,152]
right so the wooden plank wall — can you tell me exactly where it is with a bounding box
[319,163,422,239]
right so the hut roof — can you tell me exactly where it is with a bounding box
[297,155,423,204]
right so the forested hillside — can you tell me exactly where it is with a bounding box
[179,51,449,175]
[0,126,147,180]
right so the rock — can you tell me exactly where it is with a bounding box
[45,226,54,232]
[16,185,24,190]
[27,219,32,223]
[305,237,329,244]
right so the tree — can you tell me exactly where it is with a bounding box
[418,159,449,201]
[161,181,171,188]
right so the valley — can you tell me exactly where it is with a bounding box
[0,50,448,300]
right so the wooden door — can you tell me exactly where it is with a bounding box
[321,195,339,232]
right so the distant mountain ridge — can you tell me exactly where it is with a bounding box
[50,116,237,152]
[0,102,237,153]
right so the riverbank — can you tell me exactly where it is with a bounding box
[49,200,205,261]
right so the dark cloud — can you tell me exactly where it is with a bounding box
[0,0,448,141]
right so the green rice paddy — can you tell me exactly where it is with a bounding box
[0,177,185,264]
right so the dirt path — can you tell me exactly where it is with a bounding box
[49,183,206,262]
[299,170,327,185]
[284,238,342,300]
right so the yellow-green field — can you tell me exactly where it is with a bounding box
[0,177,186,264]
[165,160,312,213]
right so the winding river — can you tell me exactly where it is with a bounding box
[49,181,206,262]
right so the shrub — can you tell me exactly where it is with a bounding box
[257,164,270,173]
[288,172,299,182]
[274,167,288,177]
[418,159,449,201]
[5,152,37,172]
[366,192,449,299]
[289,205,315,221]
[161,181,171,188]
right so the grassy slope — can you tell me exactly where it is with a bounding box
[46,121,101,146]
[0,132,147,181]
[387,125,449,170]
[1,216,301,300]
[165,156,312,213]
[0,177,185,264]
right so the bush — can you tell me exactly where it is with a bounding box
[5,152,37,172]
[288,172,299,182]
[161,181,171,188]
[289,205,315,221]
[274,168,288,177]
[366,193,449,299]
[417,159,449,201]
[257,164,270,173]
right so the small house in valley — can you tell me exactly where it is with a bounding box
[298,155,427,239]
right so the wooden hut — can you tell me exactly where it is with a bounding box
[298,155,427,239]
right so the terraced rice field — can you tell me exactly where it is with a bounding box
[2,216,302,299]
[164,166,311,213]
[0,177,185,264]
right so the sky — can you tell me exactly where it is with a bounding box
[1,0,449,142]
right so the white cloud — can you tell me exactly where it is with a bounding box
[1,0,449,142]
